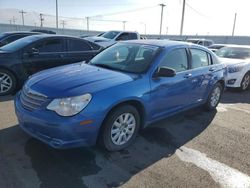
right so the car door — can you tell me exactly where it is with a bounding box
[187,48,214,104]
[22,38,65,75]
[149,48,193,120]
[63,38,97,64]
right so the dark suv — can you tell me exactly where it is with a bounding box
[0,35,102,95]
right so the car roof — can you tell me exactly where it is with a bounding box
[20,34,87,40]
[121,39,204,49]
[3,31,41,35]
[220,44,250,48]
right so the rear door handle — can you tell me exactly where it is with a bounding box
[184,73,192,78]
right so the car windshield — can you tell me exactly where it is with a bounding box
[0,33,8,41]
[101,31,120,39]
[0,36,37,51]
[89,43,159,73]
[216,47,250,59]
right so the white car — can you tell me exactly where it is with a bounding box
[84,31,140,48]
[216,45,250,91]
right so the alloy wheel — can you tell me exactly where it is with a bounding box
[0,72,12,94]
[210,86,221,107]
[111,113,136,146]
[242,74,250,90]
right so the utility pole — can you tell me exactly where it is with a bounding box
[232,13,237,36]
[61,20,66,29]
[180,0,186,35]
[86,17,89,31]
[159,3,166,37]
[122,21,126,31]
[12,16,17,25]
[9,19,12,25]
[39,13,44,27]
[56,0,58,28]
[19,10,26,26]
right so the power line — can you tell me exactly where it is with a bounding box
[89,5,156,18]
[19,10,27,26]
[186,2,208,18]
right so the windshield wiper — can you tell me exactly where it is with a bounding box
[93,63,117,70]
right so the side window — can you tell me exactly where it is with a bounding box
[190,49,209,68]
[160,49,188,72]
[34,39,64,53]
[87,41,101,50]
[68,39,91,51]
[128,33,138,40]
[2,35,24,45]
[116,33,130,41]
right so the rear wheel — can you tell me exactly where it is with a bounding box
[0,69,17,96]
[100,105,140,151]
[205,83,223,111]
[240,72,250,91]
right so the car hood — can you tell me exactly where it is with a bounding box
[26,63,135,98]
[219,57,249,66]
[84,36,111,42]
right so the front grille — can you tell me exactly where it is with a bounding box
[20,86,47,111]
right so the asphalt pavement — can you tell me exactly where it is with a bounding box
[0,90,250,188]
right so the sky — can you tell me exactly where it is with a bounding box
[0,0,250,35]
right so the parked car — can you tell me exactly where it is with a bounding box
[31,29,56,34]
[15,40,225,151]
[216,45,250,91]
[186,38,214,47]
[85,30,140,48]
[0,35,102,96]
[208,44,227,52]
[0,31,41,47]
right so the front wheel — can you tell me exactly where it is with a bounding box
[205,83,223,111]
[240,72,250,91]
[99,105,140,151]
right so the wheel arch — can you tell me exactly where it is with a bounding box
[97,99,146,140]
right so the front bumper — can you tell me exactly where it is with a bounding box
[225,72,243,88]
[15,93,103,149]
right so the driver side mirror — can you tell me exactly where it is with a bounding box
[154,66,176,78]
[23,48,39,57]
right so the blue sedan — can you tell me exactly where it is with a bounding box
[15,40,225,151]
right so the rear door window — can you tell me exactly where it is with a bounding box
[160,48,188,72]
[67,39,91,51]
[190,49,209,68]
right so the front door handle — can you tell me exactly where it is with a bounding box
[209,67,216,72]
[184,73,192,78]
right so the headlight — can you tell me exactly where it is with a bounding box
[47,94,92,116]
[228,64,245,73]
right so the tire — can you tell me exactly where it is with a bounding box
[0,69,17,96]
[99,105,140,151]
[205,82,223,111]
[240,72,250,91]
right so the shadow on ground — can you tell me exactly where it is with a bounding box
[0,107,216,188]
[0,95,14,102]
[221,89,250,104]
